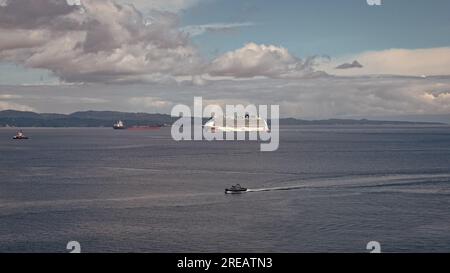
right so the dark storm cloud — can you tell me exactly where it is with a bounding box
[0,0,78,28]
[335,60,363,70]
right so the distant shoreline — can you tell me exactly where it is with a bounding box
[0,110,447,127]
[1,125,449,130]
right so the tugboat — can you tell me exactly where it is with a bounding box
[13,130,29,140]
[113,120,126,129]
[225,184,248,194]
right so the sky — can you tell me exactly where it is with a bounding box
[0,0,450,120]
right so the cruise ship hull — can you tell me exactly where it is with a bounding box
[225,189,248,194]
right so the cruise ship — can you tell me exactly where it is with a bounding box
[203,114,269,132]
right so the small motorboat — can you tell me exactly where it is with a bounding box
[225,184,247,194]
[13,130,29,140]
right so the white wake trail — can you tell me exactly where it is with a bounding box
[246,185,307,192]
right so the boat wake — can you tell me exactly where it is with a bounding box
[246,185,307,193]
[245,173,450,194]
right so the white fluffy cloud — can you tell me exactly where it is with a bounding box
[0,0,203,83]
[2,0,450,87]
[323,47,450,77]
[209,43,323,78]
[0,0,326,83]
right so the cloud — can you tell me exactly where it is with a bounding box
[0,28,51,51]
[421,91,450,105]
[0,1,325,83]
[0,93,32,111]
[4,75,450,119]
[181,22,255,37]
[323,47,450,77]
[208,43,325,78]
[0,94,22,99]
[3,0,449,86]
[55,96,109,104]
[129,96,172,107]
[128,96,173,112]
[193,76,450,118]
[116,0,203,13]
[0,0,203,84]
[0,100,34,111]
[335,60,363,69]
[0,0,78,29]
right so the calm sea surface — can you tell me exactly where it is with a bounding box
[1,125,450,252]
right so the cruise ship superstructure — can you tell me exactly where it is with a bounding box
[203,114,269,132]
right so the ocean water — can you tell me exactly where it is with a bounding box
[0,125,450,253]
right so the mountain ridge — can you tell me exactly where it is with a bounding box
[0,110,447,127]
